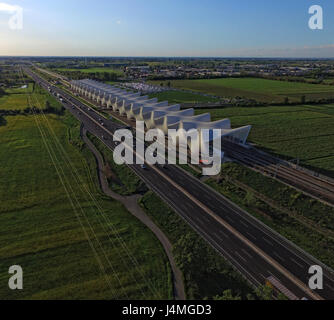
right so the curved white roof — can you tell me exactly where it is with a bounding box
[70,79,252,149]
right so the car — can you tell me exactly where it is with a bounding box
[101,122,104,126]
[141,164,147,170]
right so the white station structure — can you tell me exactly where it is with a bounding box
[70,79,252,157]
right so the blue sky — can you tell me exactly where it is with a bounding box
[0,0,333,57]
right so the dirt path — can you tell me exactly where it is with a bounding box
[81,127,186,300]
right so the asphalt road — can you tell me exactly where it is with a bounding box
[25,68,334,300]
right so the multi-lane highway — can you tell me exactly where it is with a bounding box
[24,67,334,300]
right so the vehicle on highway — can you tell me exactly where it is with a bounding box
[141,164,147,170]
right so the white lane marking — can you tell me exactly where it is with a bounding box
[246,231,257,241]
[259,273,267,280]
[291,258,305,269]
[219,230,230,239]
[224,215,233,223]
[240,220,249,228]
[326,284,334,291]
[234,251,248,263]
[273,251,285,262]
[213,232,221,240]
[242,249,254,259]
[263,237,274,246]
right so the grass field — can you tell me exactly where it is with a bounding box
[0,113,171,300]
[151,78,334,103]
[148,90,219,104]
[196,104,334,177]
[0,83,61,112]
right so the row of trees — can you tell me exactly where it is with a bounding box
[58,70,119,82]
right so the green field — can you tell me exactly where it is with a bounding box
[151,78,334,103]
[149,90,219,104]
[0,83,61,112]
[0,114,171,300]
[196,104,334,177]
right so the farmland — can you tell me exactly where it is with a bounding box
[151,78,334,103]
[0,113,171,300]
[0,83,62,112]
[149,90,219,104]
[196,104,334,177]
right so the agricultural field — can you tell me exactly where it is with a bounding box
[149,90,219,104]
[0,83,61,112]
[196,104,334,177]
[0,114,171,300]
[151,78,334,103]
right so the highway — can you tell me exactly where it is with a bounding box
[24,67,334,300]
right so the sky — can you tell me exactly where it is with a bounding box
[0,0,334,57]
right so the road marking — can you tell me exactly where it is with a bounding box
[234,251,248,263]
[240,220,249,228]
[224,215,234,223]
[326,284,334,291]
[291,258,305,269]
[213,232,221,240]
[263,237,274,247]
[259,273,267,280]
[219,230,230,239]
[246,231,257,241]
[242,249,254,259]
[273,251,285,262]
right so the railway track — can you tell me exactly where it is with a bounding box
[221,141,334,206]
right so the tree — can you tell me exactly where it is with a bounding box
[0,87,5,97]
[301,95,306,104]
[255,285,274,300]
[214,290,241,300]
[284,97,289,105]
